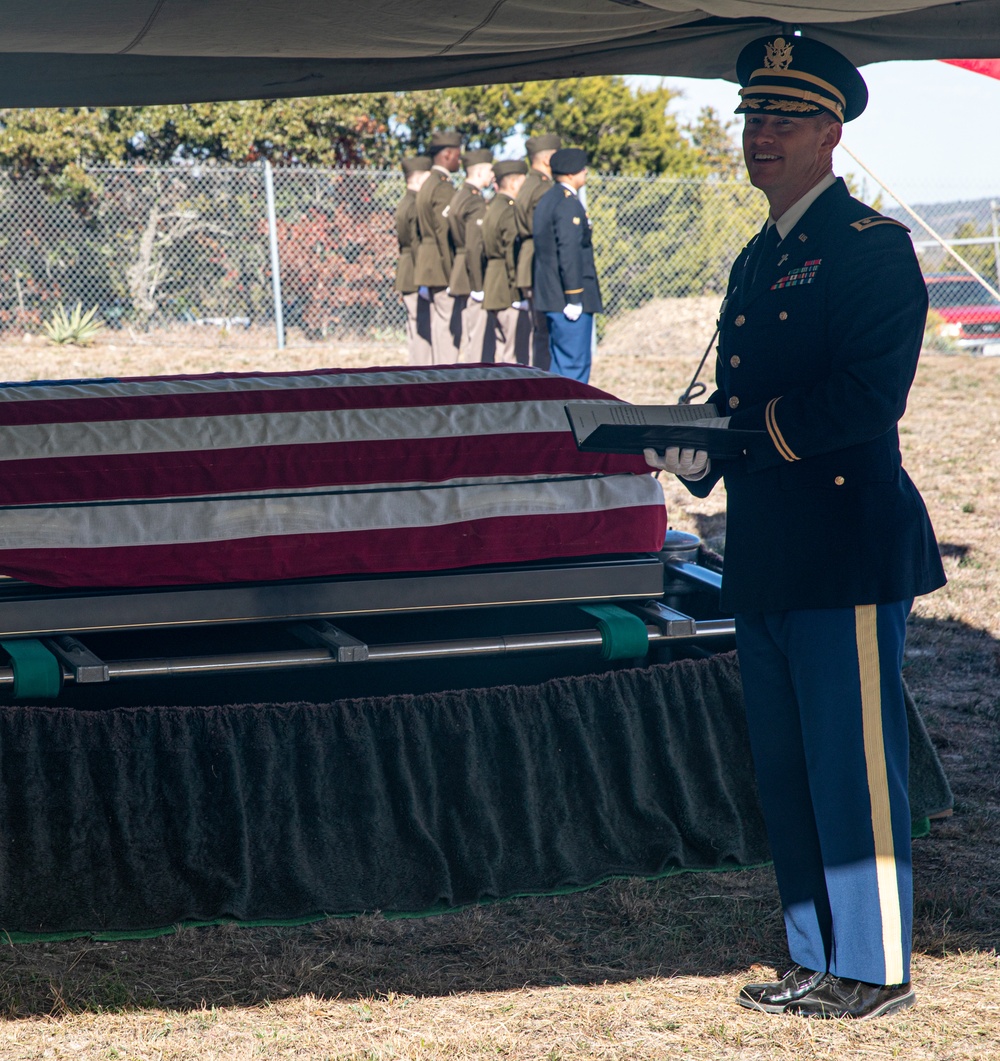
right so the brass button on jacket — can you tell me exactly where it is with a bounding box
[779,311,788,321]
[728,395,740,409]
[730,355,741,368]
[734,314,746,327]
[834,475,845,486]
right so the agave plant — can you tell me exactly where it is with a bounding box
[42,302,105,346]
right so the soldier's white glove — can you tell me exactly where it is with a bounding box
[418,286,431,301]
[512,300,530,311]
[643,446,712,481]
[469,290,484,302]
[563,303,583,321]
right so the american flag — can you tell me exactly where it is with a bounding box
[0,364,666,588]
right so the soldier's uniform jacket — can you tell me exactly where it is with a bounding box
[531,183,603,314]
[393,188,420,294]
[447,182,487,297]
[482,192,519,312]
[685,178,945,613]
[513,168,552,294]
[414,167,455,288]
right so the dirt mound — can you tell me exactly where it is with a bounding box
[599,296,721,359]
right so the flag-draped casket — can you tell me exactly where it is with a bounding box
[0,364,666,588]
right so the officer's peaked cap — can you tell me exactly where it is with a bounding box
[736,34,867,123]
[400,155,432,176]
[550,147,588,175]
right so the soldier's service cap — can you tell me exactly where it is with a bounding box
[735,35,867,123]
[493,159,528,179]
[526,133,561,156]
[400,155,432,176]
[550,147,588,175]
[428,130,463,152]
[462,148,494,168]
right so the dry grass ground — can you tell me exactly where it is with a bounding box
[0,323,997,1059]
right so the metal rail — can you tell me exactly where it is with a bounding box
[0,617,736,688]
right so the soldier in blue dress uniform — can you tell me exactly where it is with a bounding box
[646,35,946,1020]
[531,148,602,382]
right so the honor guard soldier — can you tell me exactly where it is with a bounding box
[531,147,602,383]
[394,155,433,364]
[645,35,945,1020]
[482,159,529,363]
[514,132,561,368]
[414,130,463,361]
[448,148,495,361]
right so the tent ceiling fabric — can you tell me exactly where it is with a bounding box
[3,0,1000,106]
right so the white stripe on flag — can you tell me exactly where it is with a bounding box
[0,474,663,550]
[0,400,623,462]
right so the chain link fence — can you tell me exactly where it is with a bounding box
[1,162,998,351]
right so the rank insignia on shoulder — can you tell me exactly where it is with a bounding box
[572,216,580,225]
[851,215,910,233]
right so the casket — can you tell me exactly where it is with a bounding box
[0,364,735,700]
[0,363,665,587]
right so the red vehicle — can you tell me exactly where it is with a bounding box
[925,272,1000,354]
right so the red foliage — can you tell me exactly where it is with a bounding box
[265,189,396,337]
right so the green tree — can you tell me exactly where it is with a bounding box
[0,77,734,189]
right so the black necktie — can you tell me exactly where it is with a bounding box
[750,223,781,289]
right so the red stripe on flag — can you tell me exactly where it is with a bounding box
[0,436,650,504]
[0,374,619,426]
[0,507,667,588]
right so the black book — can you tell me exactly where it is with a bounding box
[564,402,764,459]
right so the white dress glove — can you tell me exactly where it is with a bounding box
[511,299,530,311]
[562,303,583,321]
[469,290,484,302]
[643,446,712,481]
[418,286,431,301]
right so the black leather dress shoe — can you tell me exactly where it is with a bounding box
[737,964,826,1013]
[785,975,915,1019]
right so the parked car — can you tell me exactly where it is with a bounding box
[925,272,1000,354]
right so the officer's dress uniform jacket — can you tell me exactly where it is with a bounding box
[414,168,455,288]
[513,168,552,295]
[449,182,489,361]
[482,193,519,312]
[687,178,945,614]
[393,188,419,294]
[531,184,603,314]
[414,167,461,361]
[447,182,485,298]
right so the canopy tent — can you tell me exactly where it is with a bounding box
[5,0,1000,107]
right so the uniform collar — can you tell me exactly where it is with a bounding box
[771,172,837,240]
[556,179,579,197]
[432,165,452,178]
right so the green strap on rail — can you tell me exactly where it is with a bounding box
[579,604,649,661]
[1,639,62,699]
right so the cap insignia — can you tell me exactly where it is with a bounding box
[765,37,794,71]
[765,99,819,113]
